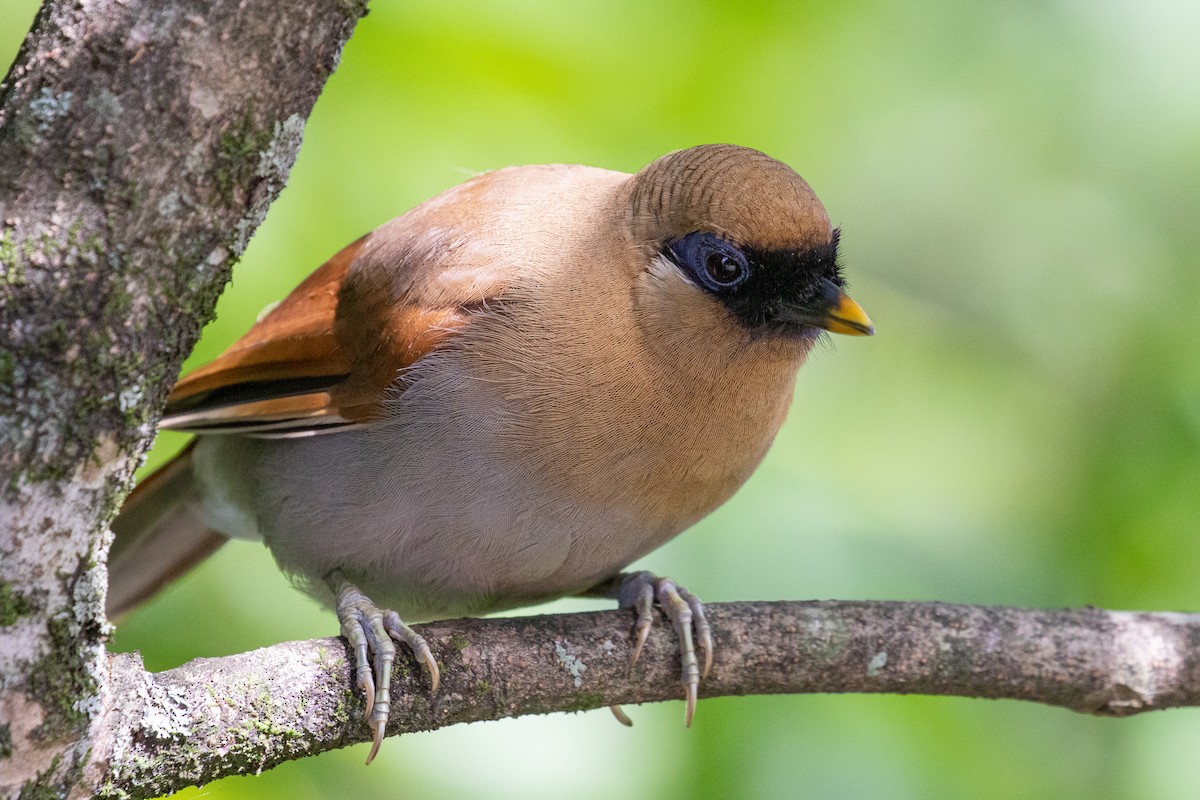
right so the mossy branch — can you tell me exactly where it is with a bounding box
[97,600,1200,798]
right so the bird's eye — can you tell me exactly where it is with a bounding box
[667,232,751,293]
[705,251,745,286]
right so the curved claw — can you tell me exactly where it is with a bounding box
[366,719,385,765]
[362,680,374,718]
[655,578,700,726]
[684,680,698,728]
[612,571,713,726]
[357,660,376,718]
[679,585,713,680]
[330,573,441,764]
[339,590,382,721]
[628,579,655,668]
[383,610,441,693]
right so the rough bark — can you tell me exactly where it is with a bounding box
[97,601,1200,798]
[0,0,365,796]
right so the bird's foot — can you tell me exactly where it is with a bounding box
[329,571,440,764]
[602,570,713,726]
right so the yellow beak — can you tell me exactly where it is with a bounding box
[820,289,875,336]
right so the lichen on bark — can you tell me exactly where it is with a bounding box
[0,0,366,795]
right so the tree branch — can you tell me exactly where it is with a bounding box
[97,600,1200,798]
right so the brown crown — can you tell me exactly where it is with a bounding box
[624,144,832,251]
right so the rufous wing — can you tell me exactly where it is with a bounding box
[161,234,472,437]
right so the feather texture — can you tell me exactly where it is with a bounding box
[160,232,477,436]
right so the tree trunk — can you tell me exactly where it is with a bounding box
[0,0,365,795]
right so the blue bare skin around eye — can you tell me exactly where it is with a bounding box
[666,232,750,293]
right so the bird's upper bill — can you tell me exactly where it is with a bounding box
[771,274,874,336]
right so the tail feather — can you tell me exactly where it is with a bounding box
[107,441,227,618]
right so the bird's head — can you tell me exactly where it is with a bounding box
[624,144,873,343]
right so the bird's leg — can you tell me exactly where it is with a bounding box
[328,570,440,764]
[583,570,713,726]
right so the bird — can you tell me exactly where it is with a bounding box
[106,144,874,763]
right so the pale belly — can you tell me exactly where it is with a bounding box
[191,406,698,621]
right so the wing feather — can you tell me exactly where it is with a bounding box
[161,229,477,437]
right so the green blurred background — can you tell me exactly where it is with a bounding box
[6,0,1200,797]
